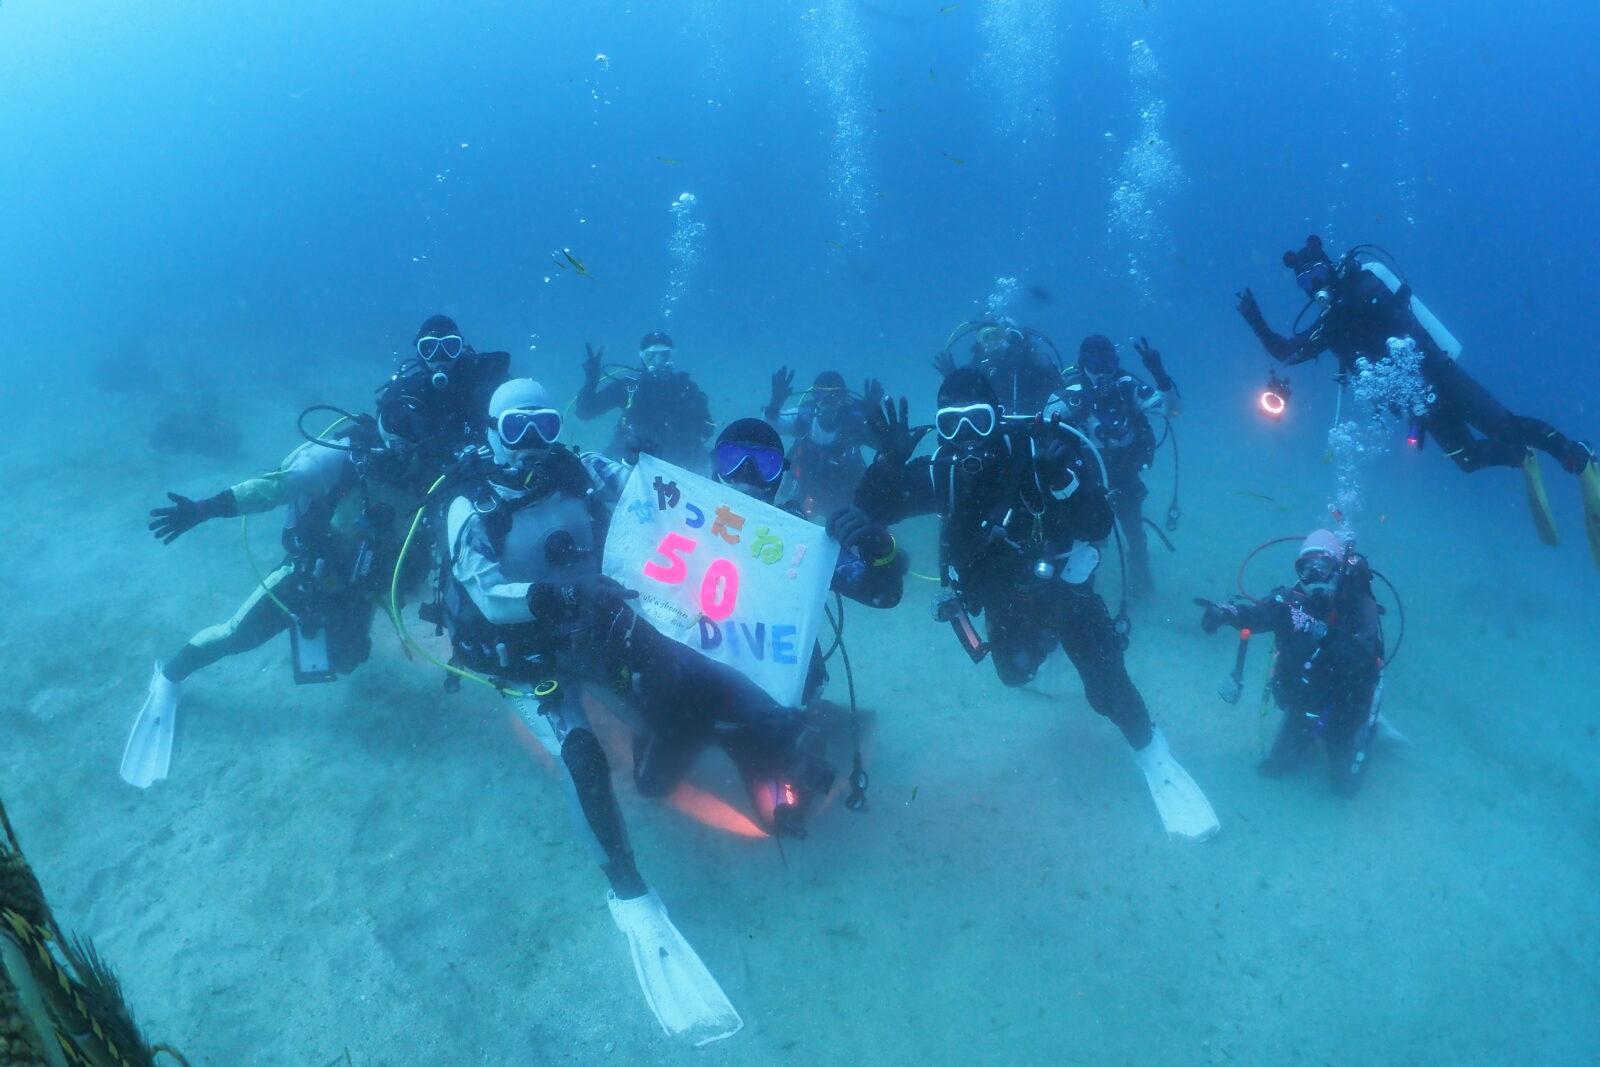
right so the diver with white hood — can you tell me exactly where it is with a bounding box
[1196,530,1387,797]
[440,378,742,1047]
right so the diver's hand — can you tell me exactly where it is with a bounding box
[526,575,638,621]
[869,396,930,466]
[769,366,794,410]
[1194,597,1239,635]
[932,350,957,377]
[1288,602,1328,640]
[1236,288,1265,328]
[862,377,885,410]
[1134,337,1176,393]
[1032,421,1080,496]
[582,343,603,386]
[148,490,235,545]
[826,505,893,561]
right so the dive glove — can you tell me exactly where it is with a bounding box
[149,489,237,545]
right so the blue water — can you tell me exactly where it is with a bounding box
[4,2,1598,1063]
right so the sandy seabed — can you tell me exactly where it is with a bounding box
[3,358,1597,1066]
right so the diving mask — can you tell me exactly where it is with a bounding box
[640,345,674,372]
[416,334,464,362]
[935,402,998,441]
[496,407,563,448]
[714,441,785,484]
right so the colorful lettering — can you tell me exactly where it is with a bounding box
[771,625,798,664]
[699,557,739,620]
[750,526,784,565]
[652,476,681,510]
[643,531,696,585]
[710,505,746,545]
[684,503,705,528]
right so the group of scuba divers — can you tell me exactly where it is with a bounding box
[115,234,1598,1046]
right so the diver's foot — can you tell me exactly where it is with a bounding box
[1560,439,1595,476]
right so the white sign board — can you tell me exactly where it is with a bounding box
[603,455,835,708]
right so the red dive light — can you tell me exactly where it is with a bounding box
[1258,373,1291,419]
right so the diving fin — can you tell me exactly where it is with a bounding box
[1375,714,1412,749]
[1521,449,1560,547]
[607,890,742,1047]
[1132,728,1220,843]
[119,663,178,789]
[1580,458,1600,569]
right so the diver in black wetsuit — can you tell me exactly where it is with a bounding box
[631,417,907,837]
[1238,236,1598,560]
[375,314,511,476]
[1046,335,1181,596]
[763,368,884,519]
[855,369,1218,840]
[575,331,714,471]
[1197,530,1385,797]
[933,317,1063,417]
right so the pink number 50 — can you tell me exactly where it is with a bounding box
[643,532,696,584]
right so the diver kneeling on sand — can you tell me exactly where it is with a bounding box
[119,408,429,789]
[622,418,907,837]
[1196,530,1394,797]
[856,369,1220,842]
[435,378,741,1046]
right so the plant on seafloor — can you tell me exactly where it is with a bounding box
[1,799,190,1067]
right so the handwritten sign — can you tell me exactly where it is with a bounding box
[603,454,835,707]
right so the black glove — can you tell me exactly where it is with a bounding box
[868,396,931,466]
[1134,336,1176,393]
[148,490,236,545]
[932,350,957,377]
[1236,288,1265,328]
[862,377,885,410]
[526,574,637,622]
[1194,597,1239,635]
[582,343,603,386]
[826,505,893,561]
[769,366,794,408]
[1032,421,1078,495]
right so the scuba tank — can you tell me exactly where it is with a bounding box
[1355,258,1463,361]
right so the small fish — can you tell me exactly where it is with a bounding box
[1233,491,1276,502]
[551,248,595,280]
[942,151,965,165]
[825,240,846,250]
[939,3,959,11]
[655,156,682,164]
[911,786,919,801]
[929,67,937,82]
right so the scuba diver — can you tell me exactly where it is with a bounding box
[933,316,1063,417]
[438,378,743,1045]
[763,367,885,519]
[1196,530,1386,797]
[855,369,1219,841]
[575,331,715,472]
[628,417,908,835]
[1046,335,1181,597]
[376,314,512,475]
[1238,235,1599,564]
[120,412,428,789]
